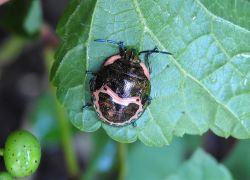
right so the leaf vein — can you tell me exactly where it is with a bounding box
[146,108,169,144]
[133,0,241,126]
[194,0,250,33]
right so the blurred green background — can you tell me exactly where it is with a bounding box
[0,0,250,180]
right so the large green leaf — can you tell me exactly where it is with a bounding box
[52,0,250,146]
[199,0,250,30]
[166,149,233,180]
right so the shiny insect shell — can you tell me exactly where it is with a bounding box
[90,51,151,126]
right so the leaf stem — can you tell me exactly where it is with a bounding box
[45,48,80,178]
[0,148,4,156]
[118,143,127,180]
[54,95,80,178]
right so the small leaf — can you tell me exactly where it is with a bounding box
[52,0,250,146]
[166,149,233,180]
[23,0,42,35]
[28,93,60,145]
[224,140,250,180]
[83,130,117,180]
[0,0,42,36]
[126,136,202,180]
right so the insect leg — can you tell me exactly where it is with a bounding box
[82,103,93,110]
[148,96,152,105]
[132,121,137,128]
[139,47,172,74]
[139,47,172,56]
[94,39,126,55]
[144,53,152,74]
[86,70,97,76]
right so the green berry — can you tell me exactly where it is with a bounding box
[3,130,41,178]
[0,172,13,180]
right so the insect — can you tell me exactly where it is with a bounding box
[85,39,171,127]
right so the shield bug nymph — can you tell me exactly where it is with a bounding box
[85,39,172,127]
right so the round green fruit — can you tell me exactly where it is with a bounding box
[0,172,13,180]
[3,130,41,178]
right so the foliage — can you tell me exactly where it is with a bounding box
[0,0,249,179]
[0,0,42,36]
[166,149,233,180]
[224,140,250,180]
[52,0,250,146]
[126,135,201,180]
[0,172,13,180]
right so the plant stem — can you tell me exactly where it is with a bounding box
[54,96,80,177]
[0,35,27,63]
[0,148,4,156]
[44,47,80,177]
[118,143,127,180]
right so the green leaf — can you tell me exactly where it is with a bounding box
[52,0,250,146]
[23,0,42,35]
[0,172,13,180]
[126,135,202,180]
[166,149,233,180]
[0,0,42,36]
[28,92,60,145]
[199,0,250,30]
[83,130,117,180]
[224,140,250,180]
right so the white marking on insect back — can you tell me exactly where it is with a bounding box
[104,55,121,66]
[93,85,144,125]
[140,62,150,80]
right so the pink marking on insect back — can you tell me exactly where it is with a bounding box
[105,86,139,106]
[93,88,107,123]
[93,85,144,125]
[104,55,121,66]
[140,63,150,80]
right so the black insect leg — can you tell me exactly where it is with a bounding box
[148,96,152,105]
[139,47,172,74]
[145,52,152,74]
[82,103,93,110]
[94,39,126,55]
[86,70,96,76]
[132,121,137,128]
[139,47,172,56]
